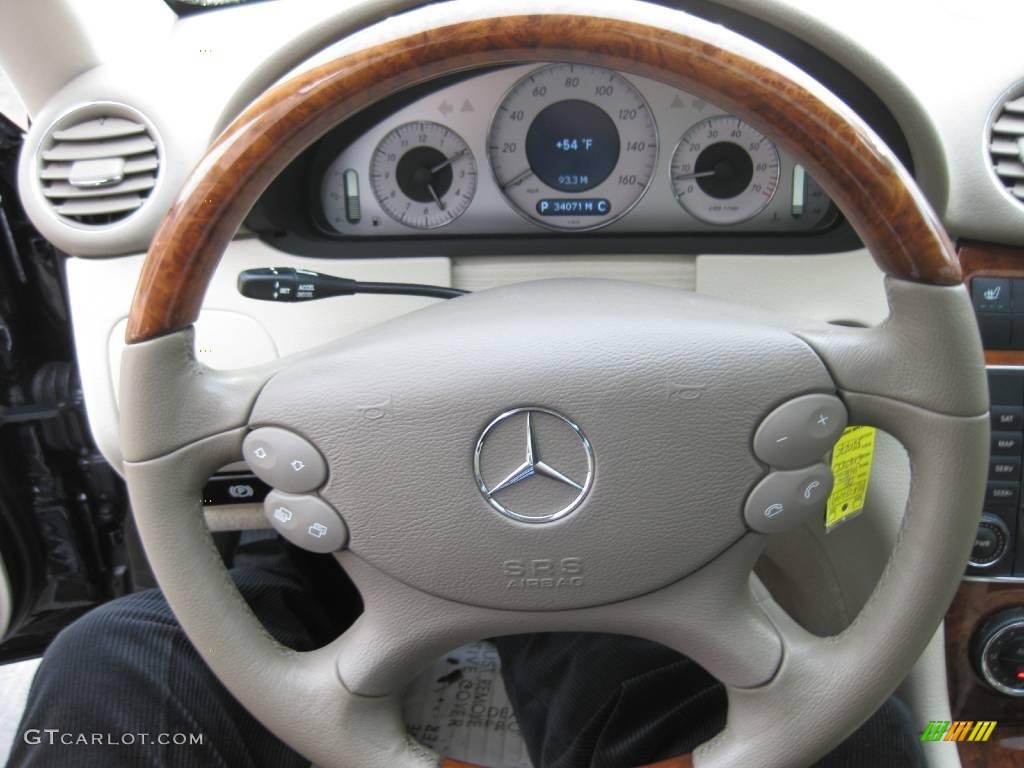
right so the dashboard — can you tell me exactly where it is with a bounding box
[319,63,833,237]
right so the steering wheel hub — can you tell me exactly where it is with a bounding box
[248,279,834,610]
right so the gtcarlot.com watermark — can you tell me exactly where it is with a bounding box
[24,729,203,746]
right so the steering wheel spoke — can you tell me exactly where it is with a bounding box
[796,277,986,416]
[690,389,990,767]
[334,536,782,700]
[119,326,293,463]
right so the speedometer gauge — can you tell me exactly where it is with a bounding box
[670,116,780,225]
[488,64,657,231]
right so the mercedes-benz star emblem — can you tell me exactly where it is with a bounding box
[473,407,594,524]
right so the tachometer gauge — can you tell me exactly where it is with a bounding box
[369,121,476,229]
[488,63,657,231]
[670,116,780,225]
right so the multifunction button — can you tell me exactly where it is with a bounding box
[753,394,848,469]
[263,491,348,554]
[744,463,835,535]
[243,426,327,493]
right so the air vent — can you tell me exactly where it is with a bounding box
[38,108,160,226]
[990,93,1024,203]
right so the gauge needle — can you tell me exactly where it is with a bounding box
[430,149,466,174]
[501,168,534,191]
[673,170,718,181]
[427,183,446,211]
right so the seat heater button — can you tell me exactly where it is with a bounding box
[243,427,327,493]
[263,491,347,554]
[744,463,834,535]
[753,394,848,469]
[972,277,1011,313]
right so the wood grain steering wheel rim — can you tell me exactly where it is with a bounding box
[122,4,972,768]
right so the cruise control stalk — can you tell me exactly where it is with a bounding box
[237,267,467,302]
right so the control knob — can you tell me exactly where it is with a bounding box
[972,608,1024,696]
[969,513,1010,568]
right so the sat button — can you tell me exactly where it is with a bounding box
[992,407,1024,432]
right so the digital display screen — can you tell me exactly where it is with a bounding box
[536,199,611,216]
[526,100,620,192]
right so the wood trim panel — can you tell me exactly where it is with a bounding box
[946,581,1024,766]
[946,581,1024,720]
[985,351,1024,366]
[126,11,959,343]
[959,241,1024,366]
[637,757,695,768]
[957,729,1024,768]
[960,242,1024,278]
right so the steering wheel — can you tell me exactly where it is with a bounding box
[119,2,989,766]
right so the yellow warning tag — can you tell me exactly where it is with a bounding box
[826,426,876,531]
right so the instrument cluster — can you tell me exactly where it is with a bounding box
[321,64,834,237]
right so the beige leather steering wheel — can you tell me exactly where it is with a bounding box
[119,2,989,766]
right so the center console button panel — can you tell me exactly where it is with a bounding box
[967,370,1024,578]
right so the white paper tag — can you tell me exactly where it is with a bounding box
[402,641,534,768]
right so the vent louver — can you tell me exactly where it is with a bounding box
[990,94,1024,203]
[38,110,159,226]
